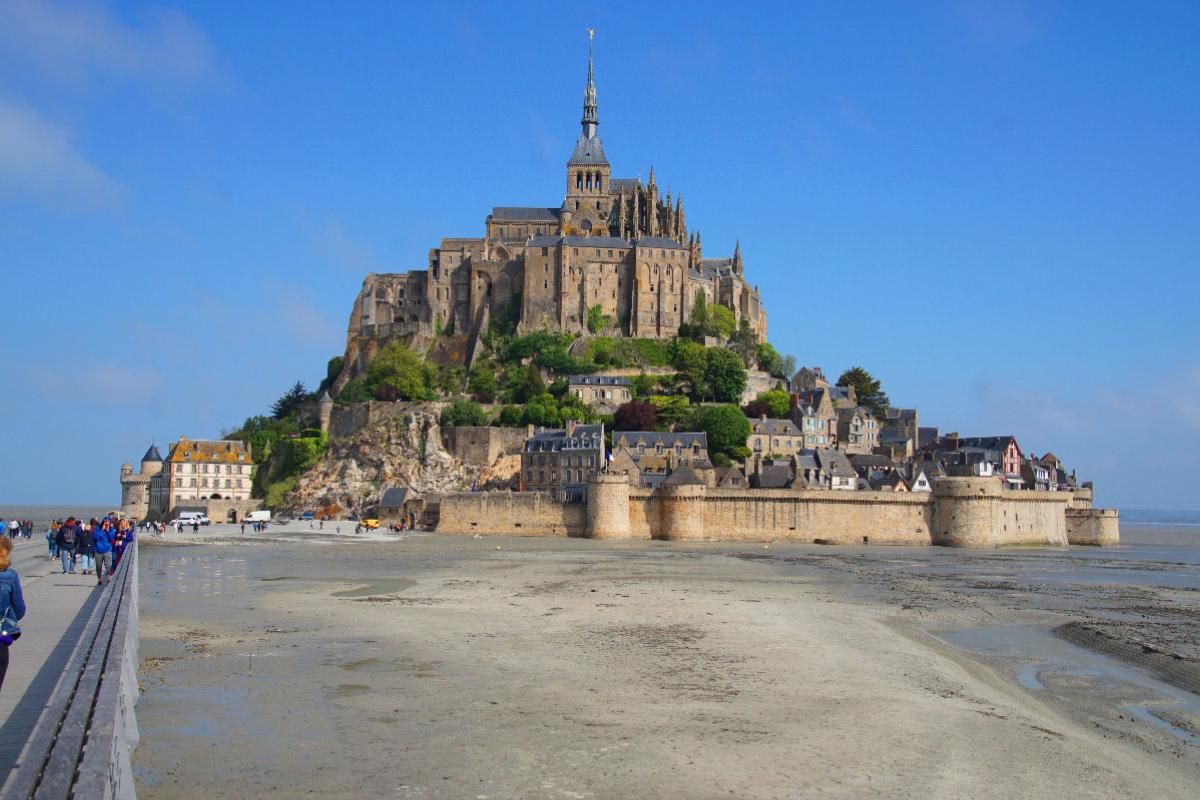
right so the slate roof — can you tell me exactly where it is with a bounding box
[527,235,632,249]
[609,178,641,191]
[524,424,605,453]
[713,466,746,487]
[379,487,409,509]
[753,463,794,489]
[569,134,609,165]
[884,408,918,422]
[814,448,856,478]
[750,418,801,436]
[141,444,163,463]
[612,431,708,450]
[662,465,706,486]
[849,454,894,470]
[568,374,631,387]
[491,207,560,222]
[636,236,687,250]
[954,436,1018,451]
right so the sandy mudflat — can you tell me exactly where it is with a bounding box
[133,528,1200,799]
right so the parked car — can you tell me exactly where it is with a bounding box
[174,512,211,526]
[361,518,380,530]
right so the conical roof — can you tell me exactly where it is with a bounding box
[141,444,163,463]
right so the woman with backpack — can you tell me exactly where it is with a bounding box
[0,535,27,692]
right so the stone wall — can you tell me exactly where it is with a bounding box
[436,476,1116,548]
[442,425,530,467]
[436,491,585,537]
[1065,508,1120,546]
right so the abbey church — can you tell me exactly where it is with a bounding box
[340,39,766,378]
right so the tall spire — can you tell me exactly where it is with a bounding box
[582,28,598,140]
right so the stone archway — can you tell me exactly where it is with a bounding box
[227,509,238,523]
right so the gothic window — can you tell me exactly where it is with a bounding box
[544,281,548,289]
[577,172,583,190]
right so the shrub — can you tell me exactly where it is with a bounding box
[705,347,747,403]
[587,304,610,334]
[441,398,488,428]
[335,379,371,405]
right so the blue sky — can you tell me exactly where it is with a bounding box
[1,0,1197,510]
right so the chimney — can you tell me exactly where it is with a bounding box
[945,432,960,451]
[761,413,768,422]
[566,419,577,437]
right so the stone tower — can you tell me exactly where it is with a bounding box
[120,443,163,520]
[318,390,334,435]
[562,31,611,235]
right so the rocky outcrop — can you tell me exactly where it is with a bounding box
[282,405,517,514]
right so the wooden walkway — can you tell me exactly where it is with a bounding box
[0,540,102,790]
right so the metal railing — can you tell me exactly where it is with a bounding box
[6,541,140,800]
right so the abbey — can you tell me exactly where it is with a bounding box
[340,40,766,378]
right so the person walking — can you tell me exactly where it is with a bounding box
[45,522,57,560]
[77,521,96,575]
[0,535,27,692]
[56,518,78,574]
[94,519,114,586]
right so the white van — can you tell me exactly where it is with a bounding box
[245,510,271,523]
[174,512,210,526]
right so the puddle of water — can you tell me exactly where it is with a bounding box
[140,637,187,660]
[938,623,1200,748]
[340,658,399,674]
[1128,706,1200,747]
[331,578,417,598]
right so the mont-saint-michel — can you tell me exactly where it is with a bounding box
[5,10,1200,800]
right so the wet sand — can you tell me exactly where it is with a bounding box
[133,525,1200,799]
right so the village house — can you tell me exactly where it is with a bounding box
[747,416,804,457]
[521,421,605,501]
[148,437,254,520]
[567,374,632,414]
[836,406,880,455]
[711,465,747,489]
[791,387,838,449]
[749,458,795,489]
[610,431,711,489]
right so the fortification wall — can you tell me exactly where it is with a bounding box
[436,477,1113,548]
[443,426,530,466]
[1065,508,1120,546]
[437,491,584,537]
[930,478,1069,547]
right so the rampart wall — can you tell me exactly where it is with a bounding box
[437,491,584,537]
[1065,508,1120,546]
[436,477,1116,548]
[442,425,530,467]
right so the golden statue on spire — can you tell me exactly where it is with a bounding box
[588,27,595,41]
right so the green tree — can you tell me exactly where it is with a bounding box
[366,341,433,401]
[434,365,466,396]
[837,366,890,417]
[514,363,546,404]
[670,339,709,398]
[630,374,660,398]
[730,320,758,366]
[707,304,736,340]
[689,290,709,336]
[335,379,370,405]
[705,347,748,403]
[752,389,791,418]
[649,394,691,428]
[271,381,310,420]
[467,364,497,403]
[441,397,489,428]
[689,404,752,461]
[755,342,783,377]
[586,304,610,334]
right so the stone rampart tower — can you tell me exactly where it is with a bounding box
[586,473,631,539]
[119,444,164,520]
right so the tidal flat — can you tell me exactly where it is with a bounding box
[133,525,1200,799]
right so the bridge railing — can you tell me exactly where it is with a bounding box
[5,541,140,800]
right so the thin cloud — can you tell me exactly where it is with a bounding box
[263,279,344,348]
[0,0,217,87]
[0,98,125,204]
[28,359,161,404]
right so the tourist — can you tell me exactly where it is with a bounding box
[45,522,57,560]
[240,521,246,535]
[94,519,114,586]
[56,518,79,574]
[0,535,27,693]
[77,521,96,575]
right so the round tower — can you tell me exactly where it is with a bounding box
[586,473,631,539]
[657,483,706,541]
[318,391,334,435]
[140,443,164,478]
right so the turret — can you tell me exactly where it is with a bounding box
[319,390,334,435]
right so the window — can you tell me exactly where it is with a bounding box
[542,247,548,256]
